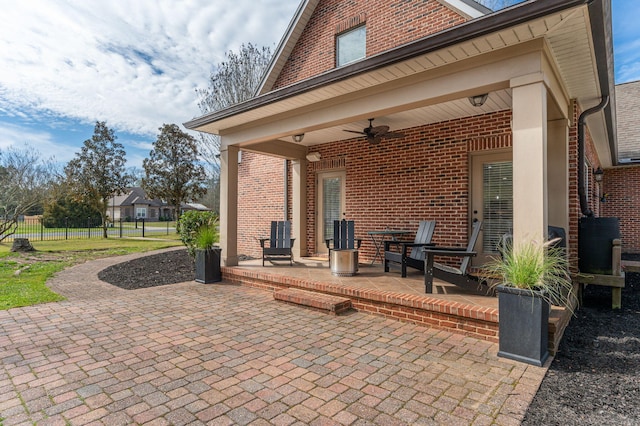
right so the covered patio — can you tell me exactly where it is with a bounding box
[185,0,614,269]
[184,0,613,355]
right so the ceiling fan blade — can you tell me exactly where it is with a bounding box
[370,135,383,144]
[370,125,389,135]
[343,129,366,135]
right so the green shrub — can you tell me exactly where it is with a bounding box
[483,238,577,312]
[195,225,218,250]
[177,211,219,257]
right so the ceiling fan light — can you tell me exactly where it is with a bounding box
[468,94,488,107]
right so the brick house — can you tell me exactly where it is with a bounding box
[107,187,210,222]
[186,0,619,267]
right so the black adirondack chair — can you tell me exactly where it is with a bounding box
[325,219,362,267]
[259,221,295,266]
[422,221,493,296]
[383,220,437,277]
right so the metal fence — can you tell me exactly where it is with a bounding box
[4,217,177,242]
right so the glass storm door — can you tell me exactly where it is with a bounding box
[472,152,513,264]
[316,171,346,254]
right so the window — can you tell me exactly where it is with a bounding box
[136,208,147,218]
[337,25,366,67]
[482,161,513,254]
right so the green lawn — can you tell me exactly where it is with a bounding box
[0,236,183,310]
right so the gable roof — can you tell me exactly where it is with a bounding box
[111,187,165,208]
[256,0,491,96]
[616,80,640,163]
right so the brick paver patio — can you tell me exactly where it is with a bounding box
[0,249,548,425]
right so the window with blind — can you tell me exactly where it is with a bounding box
[482,161,513,253]
[323,177,342,241]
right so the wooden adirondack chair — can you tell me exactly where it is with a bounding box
[383,220,437,277]
[325,219,362,267]
[259,221,295,266]
[422,221,493,296]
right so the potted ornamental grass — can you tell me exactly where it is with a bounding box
[178,211,222,284]
[483,237,577,366]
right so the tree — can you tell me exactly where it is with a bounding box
[0,147,54,241]
[194,43,272,212]
[41,179,102,228]
[64,121,131,238]
[127,166,145,186]
[142,124,208,221]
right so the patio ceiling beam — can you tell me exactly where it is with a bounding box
[240,139,309,160]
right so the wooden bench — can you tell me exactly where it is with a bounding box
[575,239,625,309]
[621,260,640,273]
[273,288,352,315]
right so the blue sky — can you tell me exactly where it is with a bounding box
[0,0,637,169]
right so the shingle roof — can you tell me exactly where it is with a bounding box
[616,80,640,162]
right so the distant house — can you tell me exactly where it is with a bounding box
[107,187,210,222]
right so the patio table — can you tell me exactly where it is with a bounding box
[367,229,410,264]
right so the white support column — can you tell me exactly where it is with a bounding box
[547,118,570,247]
[511,79,548,247]
[219,145,239,266]
[291,159,307,259]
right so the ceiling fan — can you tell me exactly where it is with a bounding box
[343,118,405,144]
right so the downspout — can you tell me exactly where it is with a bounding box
[283,160,288,220]
[577,95,609,217]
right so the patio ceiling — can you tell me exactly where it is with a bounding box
[287,88,513,147]
[185,0,614,164]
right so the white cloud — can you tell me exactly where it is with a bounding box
[0,0,296,137]
[0,121,77,164]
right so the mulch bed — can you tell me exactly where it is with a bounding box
[98,248,640,424]
[522,254,640,425]
[98,249,194,289]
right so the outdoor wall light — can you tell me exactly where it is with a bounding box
[292,134,305,143]
[468,93,488,107]
[306,152,321,162]
[593,167,604,182]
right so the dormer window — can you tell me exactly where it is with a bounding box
[336,25,366,67]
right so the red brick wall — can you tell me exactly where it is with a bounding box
[237,152,286,258]
[237,106,626,261]
[567,102,604,267]
[306,111,512,260]
[602,166,640,253]
[273,0,467,89]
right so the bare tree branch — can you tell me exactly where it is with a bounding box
[194,43,272,174]
[0,146,55,241]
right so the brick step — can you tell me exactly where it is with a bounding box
[274,288,352,315]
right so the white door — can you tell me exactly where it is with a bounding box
[316,171,346,255]
[471,151,513,264]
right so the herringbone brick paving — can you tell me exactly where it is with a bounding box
[0,249,547,425]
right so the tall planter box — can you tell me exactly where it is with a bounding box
[497,285,549,367]
[195,248,222,284]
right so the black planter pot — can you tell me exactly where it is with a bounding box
[195,248,222,284]
[497,285,549,366]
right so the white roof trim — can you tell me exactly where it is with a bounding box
[438,0,491,19]
[257,0,319,95]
